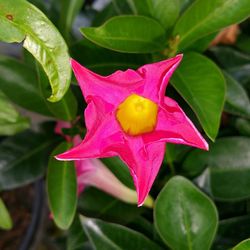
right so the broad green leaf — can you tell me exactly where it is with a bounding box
[78,187,143,224]
[151,0,180,30]
[213,215,250,250]
[0,0,71,102]
[174,0,250,50]
[171,52,225,141]
[126,0,152,16]
[210,46,250,86]
[102,157,134,189]
[67,215,89,250]
[179,0,196,14]
[235,118,250,136]
[59,0,85,41]
[81,15,166,53]
[80,217,163,250]
[184,137,250,201]
[0,56,77,121]
[233,239,250,250]
[70,40,150,75]
[223,72,250,118]
[47,142,77,230]
[0,130,60,190]
[236,34,250,54]
[154,176,218,250]
[0,197,12,230]
[0,90,29,135]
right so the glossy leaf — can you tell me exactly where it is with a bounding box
[81,15,166,53]
[235,118,250,136]
[0,197,12,230]
[67,215,89,250]
[154,176,218,250]
[70,40,150,75]
[80,217,162,250]
[0,130,60,190]
[0,0,71,102]
[126,0,152,16]
[214,215,250,250]
[78,187,142,224]
[233,239,250,250]
[223,72,250,118]
[59,0,85,40]
[151,0,180,30]
[184,137,250,201]
[0,90,29,136]
[47,142,77,230]
[174,0,250,50]
[0,56,77,121]
[171,52,225,141]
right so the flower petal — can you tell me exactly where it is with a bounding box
[71,59,143,106]
[143,97,209,150]
[117,136,165,206]
[137,54,183,103]
[56,98,124,160]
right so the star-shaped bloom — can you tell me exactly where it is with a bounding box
[56,55,208,206]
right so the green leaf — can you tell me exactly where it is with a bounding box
[67,215,88,250]
[235,118,250,136]
[126,0,152,16]
[233,239,250,250]
[0,130,60,190]
[0,56,77,121]
[59,0,85,41]
[154,176,218,250]
[0,0,71,102]
[81,15,166,53]
[184,137,250,201]
[47,142,77,230]
[223,71,250,118]
[80,217,163,250]
[151,0,180,30]
[78,187,143,224]
[214,215,250,250]
[0,197,12,230]
[0,90,29,136]
[70,40,150,75]
[171,52,225,141]
[174,0,250,50]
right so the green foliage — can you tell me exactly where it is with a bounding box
[0,0,71,102]
[0,90,29,136]
[80,216,163,250]
[47,142,77,230]
[0,197,12,230]
[154,176,218,250]
[81,15,166,53]
[0,0,250,249]
[171,52,226,141]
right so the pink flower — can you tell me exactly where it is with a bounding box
[55,121,153,207]
[56,55,208,206]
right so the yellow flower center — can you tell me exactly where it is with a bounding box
[116,94,158,136]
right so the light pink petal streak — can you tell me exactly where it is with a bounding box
[143,97,209,150]
[71,59,144,106]
[137,54,183,103]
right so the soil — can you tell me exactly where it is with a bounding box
[0,185,34,250]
